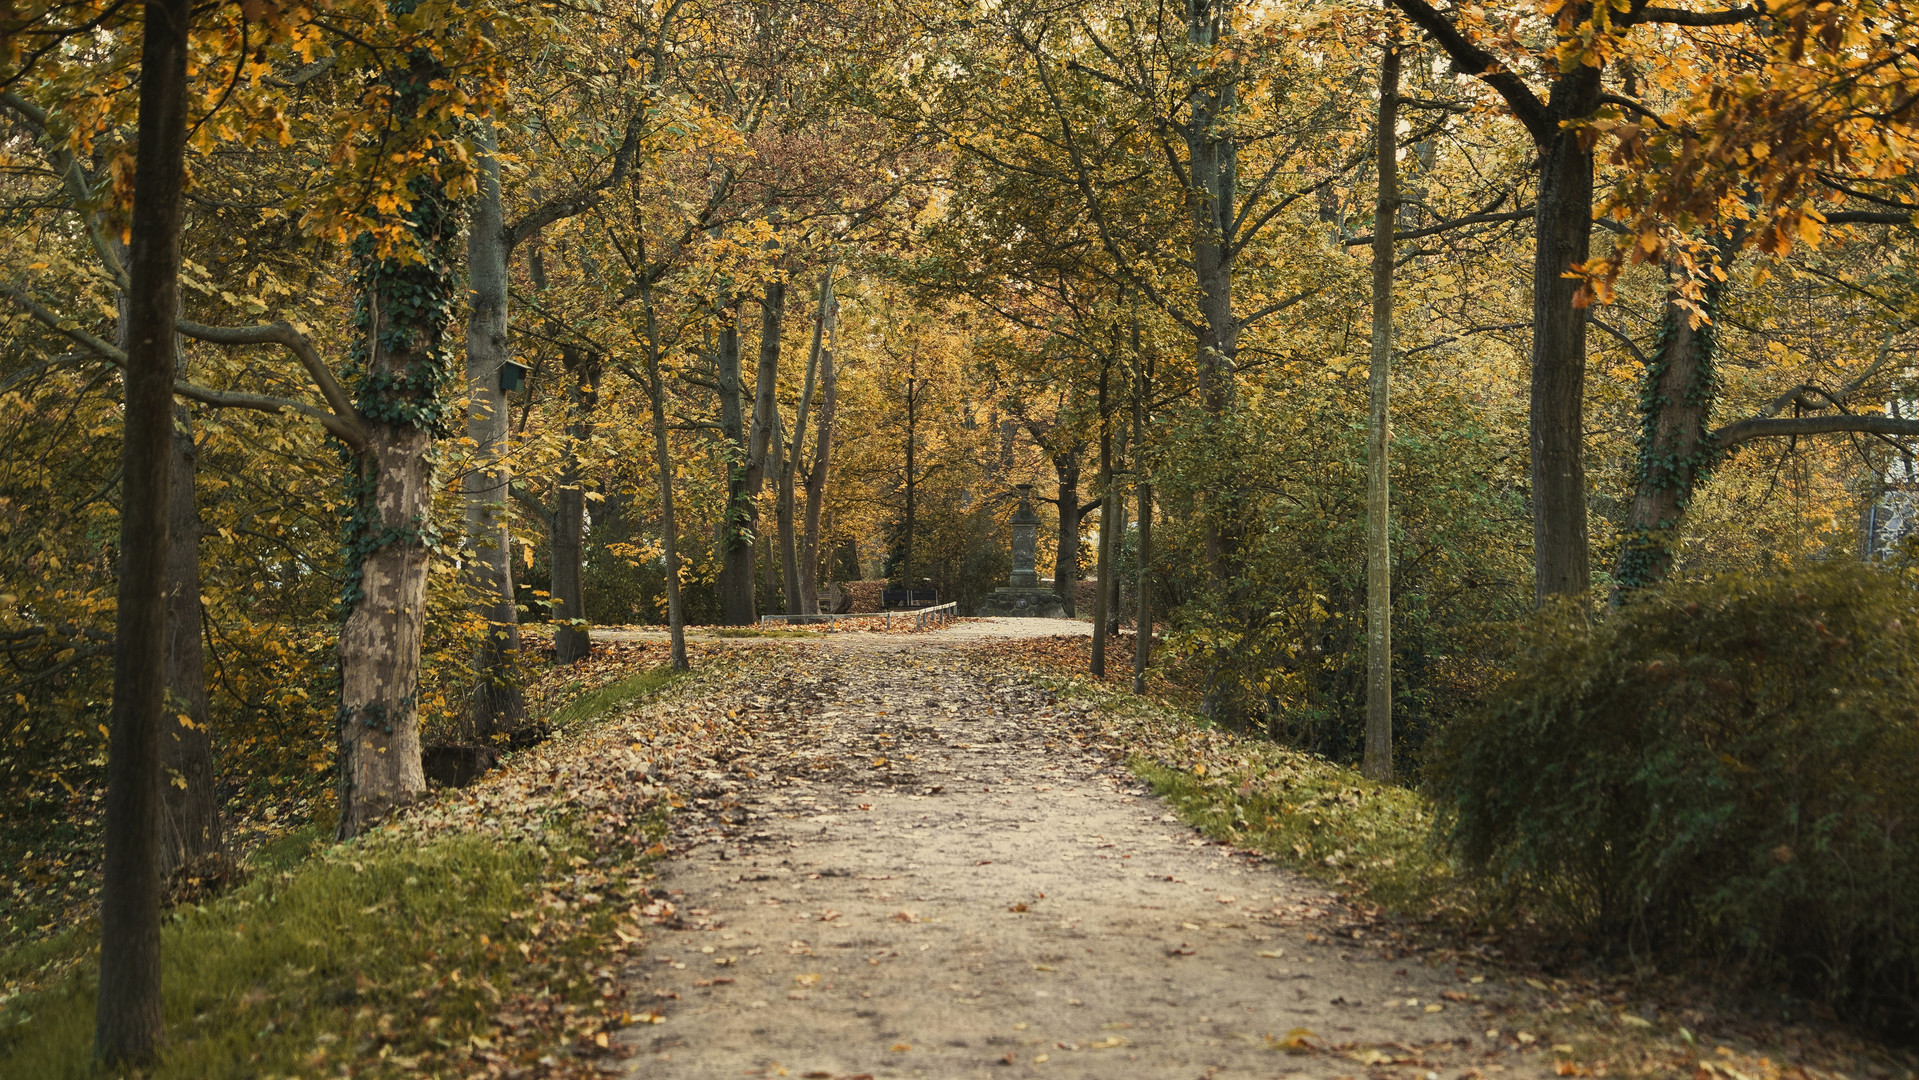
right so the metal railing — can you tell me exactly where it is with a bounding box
[758,602,960,633]
[912,601,958,632]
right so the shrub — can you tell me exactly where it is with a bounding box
[1428,562,1919,1032]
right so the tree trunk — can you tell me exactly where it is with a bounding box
[642,283,688,669]
[336,188,465,839]
[553,347,601,663]
[1132,332,1153,696]
[1092,360,1113,676]
[462,126,525,731]
[1186,1,1238,586]
[1530,68,1601,602]
[97,0,189,1057]
[1106,486,1125,635]
[1613,273,1725,594]
[1050,449,1082,615]
[715,314,758,624]
[783,272,829,615]
[799,293,839,615]
[161,405,218,879]
[775,411,800,616]
[1363,41,1400,784]
[902,359,918,579]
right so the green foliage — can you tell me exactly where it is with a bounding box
[1155,378,1530,764]
[1429,562,1919,1031]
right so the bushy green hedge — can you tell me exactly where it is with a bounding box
[1429,562,1919,1031]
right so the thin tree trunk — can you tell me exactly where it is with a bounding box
[1133,331,1153,696]
[161,405,217,879]
[1613,269,1727,594]
[902,359,917,579]
[642,283,688,669]
[462,125,525,731]
[1363,40,1400,784]
[775,410,800,616]
[1092,359,1113,676]
[553,347,600,663]
[799,294,839,614]
[98,0,189,1054]
[1107,486,1126,635]
[783,271,829,614]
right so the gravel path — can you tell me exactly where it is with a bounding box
[614,642,1497,1079]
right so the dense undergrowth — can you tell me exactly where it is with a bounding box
[1432,562,1919,1039]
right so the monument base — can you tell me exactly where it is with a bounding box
[976,587,1067,619]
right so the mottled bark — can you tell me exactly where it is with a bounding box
[97,0,189,1057]
[336,424,434,837]
[336,171,464,838]
[462,128,525,729]
[1363,42,1400,784]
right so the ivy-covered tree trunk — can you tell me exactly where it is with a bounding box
[336,180,464,840]
[161,404,218,878]
[462,130,525,731]
[1614,275,1725,595]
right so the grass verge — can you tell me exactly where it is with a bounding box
[1,658,696,1078]
[1027,670,1919,1080]
[547,662,689,730]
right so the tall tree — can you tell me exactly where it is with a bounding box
[1389,0,1761,602]
[1363,37,1400,783]
[461,123,525,728]
[95,0,191,1058]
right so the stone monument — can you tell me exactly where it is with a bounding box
[976,485,1067,618]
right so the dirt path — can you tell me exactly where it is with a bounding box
[596,616,1093,647]
[615,641,1497,1079]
